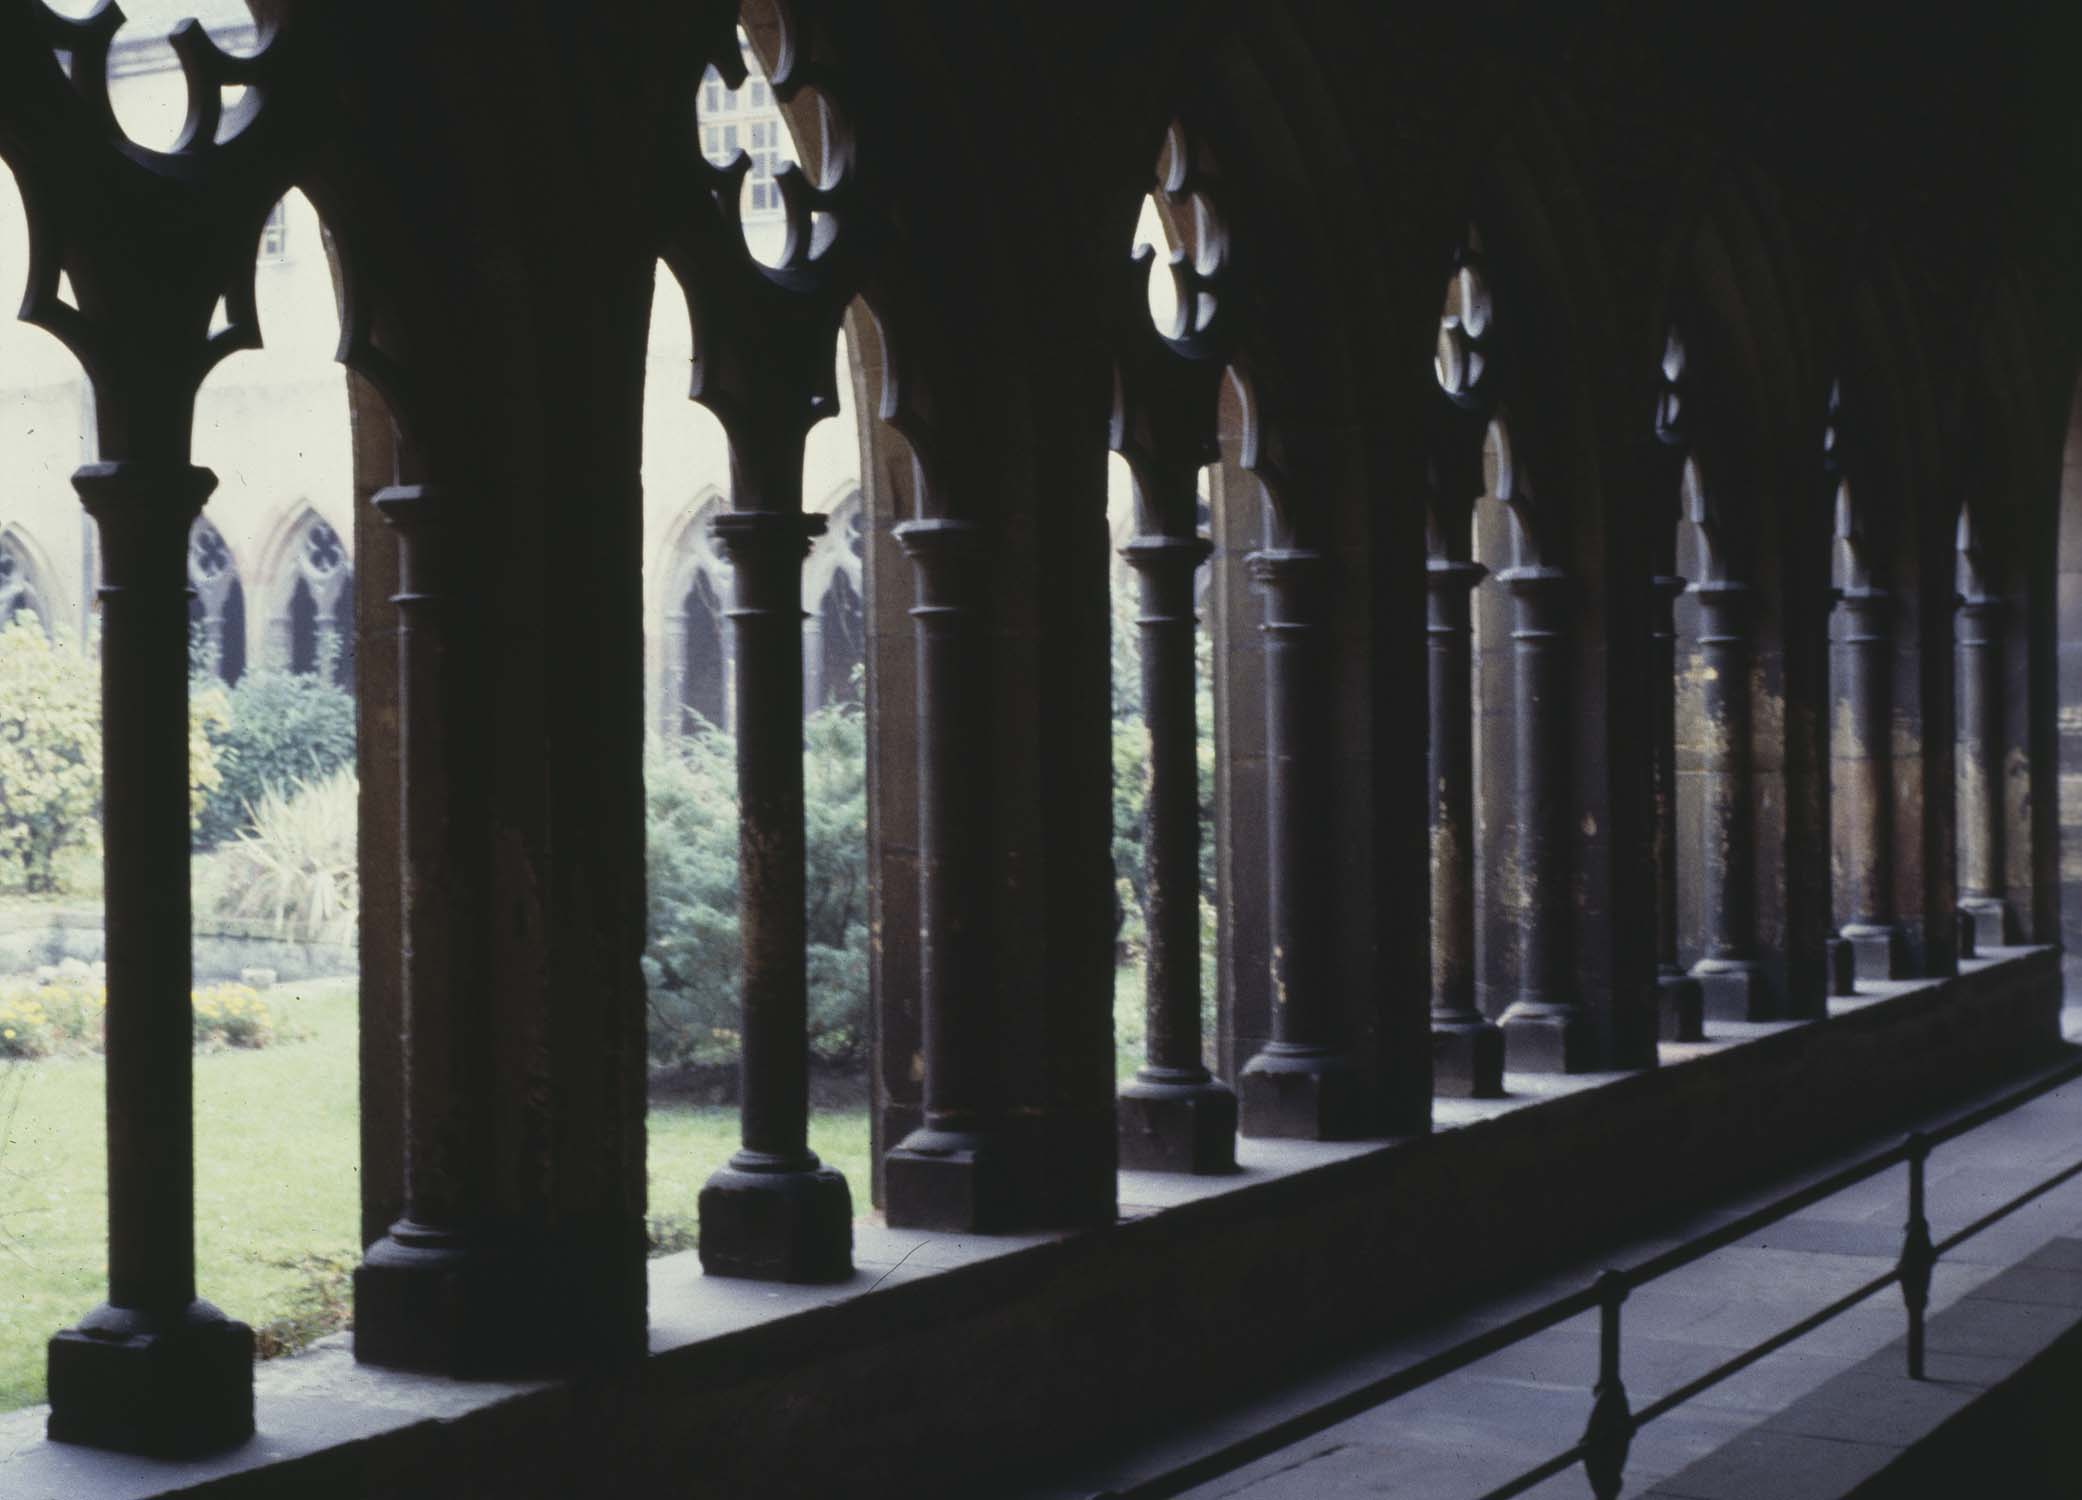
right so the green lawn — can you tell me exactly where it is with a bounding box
[0,979,879,1414]
[0,963,1154,1411]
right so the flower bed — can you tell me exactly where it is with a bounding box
[0,962,275,1058]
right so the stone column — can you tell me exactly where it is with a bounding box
[1687,579,1769,1019]
[803,607,826,716]
[47,462,253,1456]
[1648,575,1705,1040]
[698,509,851,1281]
[1833,586,1907,978]
[662,606,689,738]
[1957,594,2009,950]
[1427,557,1505,1093]
[1495,564,1599,1070]
[355,485,509,1367]
[264,610,293,672]
[885,518,1016,1226]
[1238,549,1368,1138]
[1118,533,1236,1172]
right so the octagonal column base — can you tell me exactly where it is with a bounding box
[1430,1017,1505,1098]
[698,1159,853,1283]
[1656,972,1705,1042]
[1960,897,2010,953]
[1497,1006,1601,1074]
[885,1127,1019,1232]
[1826,937,1858,997]
[354,1222,524,1375]
[47,1300,253,1458]
[1117,1074,1238,1174]
[1842,923,1910,983]
[1692,959,1770,1022]
[1237,1048,1371,1140]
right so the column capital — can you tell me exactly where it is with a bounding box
[372,483,447,535]
[895,517,985,617]
[1244,546,1323,587]
[71,461,215,528]
[1492,562,1571,593]
[1121,533,1214,573]
[1426,556,1488,595]
[711,507,828,562]
[1956,592,2007,618]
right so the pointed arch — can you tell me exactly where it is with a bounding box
[187,515,247,685]
[0,524,55,635]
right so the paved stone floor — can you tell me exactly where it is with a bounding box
[1025,1005,2082,1500]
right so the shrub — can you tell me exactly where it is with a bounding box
[191,983,274,1050]
[197,670,356,848]
[206,770,359,945]
[0,619,101,894]
[644,705,870,1072]
[1109,578,1216,972]
[0,978,272,1057]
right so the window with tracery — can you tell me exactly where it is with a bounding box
[187,516,246,684]
[0,532,48,633]
[285,515,353,686]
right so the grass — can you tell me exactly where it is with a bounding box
[0,974,884,1414]
[0,978,361,1413]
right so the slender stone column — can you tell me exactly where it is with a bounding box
[264,611,294,671]
[885,519,1017,1227]
[1495,565,1599,1071]
[1648,576,1705,1040]
[1957,594,2009,950]
[1427,558,1505,1093]
[47,462,253,1456]
[663,607,690,737]
[1238,549,1368,1138]
[1687,579,1769,1019]
[803,609,826,715]
[1833,586,1907,979]
[697,508,851,1280]
[356,485,511,1367]
[1118,533,1236,1171]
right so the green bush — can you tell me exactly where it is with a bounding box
[197,670,356,848]
[0,619,222,894]
[0,977,274,1059]
[644,706,870,1072]
[205,769,359,946]
[1109,578,1216,964]
[0,619,101,894]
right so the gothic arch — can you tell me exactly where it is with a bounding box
[187,515,248,686]
[251,503,354,684]
[0,523,54,634]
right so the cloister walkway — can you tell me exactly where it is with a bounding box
[1019,990,2082,1500]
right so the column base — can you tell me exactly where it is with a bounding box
[1691,960,1770,1022]
[1430,1017,1505,1098]
[884,1127,1018,1232]
[354,1221,517,1375]
[1956,906,1979,960]
[1117,1073,1238,1174]
[1655,972,1705,1042]
[1960,898,2010,953]
[1841,923,1910,982]
[47,1300,253,1457]
[1497,1005,1601,1074]
[698,1156,853,1283]
[1237,1047,1372,1140]
[1825,937,1858,997]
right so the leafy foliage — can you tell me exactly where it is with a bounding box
[205,770,359,946]
[1108,572,1217,960]
[0,976,275,1059]
[196,670,356,848]
[0,619,223,894]
[0,620,100,895]
[644,705,870,1071]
